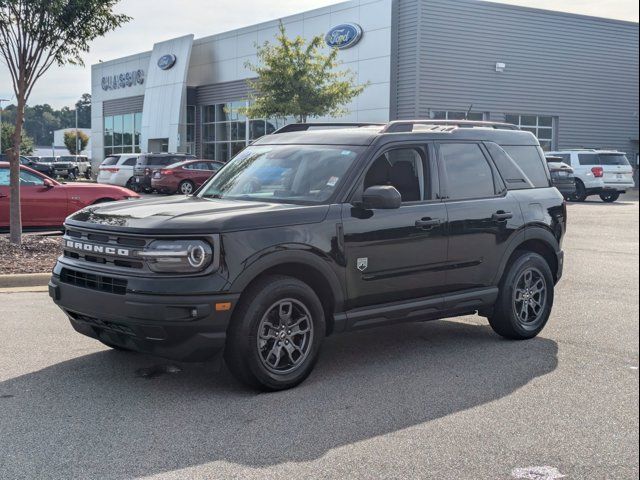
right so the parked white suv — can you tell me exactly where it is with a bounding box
[54,155,92,179]
[547,149,635,202]
[97,154,141,188]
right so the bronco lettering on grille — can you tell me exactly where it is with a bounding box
[65,240,131,257]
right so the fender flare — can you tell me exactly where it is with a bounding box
[492,225,560,285]
[229,246,345,312]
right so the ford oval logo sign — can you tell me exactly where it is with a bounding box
[157,54,177,70]
[325,23,363,49]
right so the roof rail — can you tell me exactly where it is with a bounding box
[381,120,519,133]
[273,122,385,134]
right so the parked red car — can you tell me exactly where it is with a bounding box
[151,159,224,194]
[0,162,140,232]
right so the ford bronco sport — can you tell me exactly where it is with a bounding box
[49,120,566,391]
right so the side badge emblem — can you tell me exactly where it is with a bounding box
[357,257,368,272]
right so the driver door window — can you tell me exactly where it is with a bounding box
[363,148,428,202]
[19,170,45,186]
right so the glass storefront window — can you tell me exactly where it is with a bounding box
[103,112,142,158]
[505,114,556,151]
[200,102,288,162]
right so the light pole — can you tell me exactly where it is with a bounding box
[75,106,79,155]
[0,98,10,155]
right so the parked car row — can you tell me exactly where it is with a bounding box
[547,149,635,202]
[97,153,223,194]
[0,154,92,181]
[0,162,139,232]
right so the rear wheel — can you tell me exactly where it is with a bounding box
[224,275,325,391]
[125,178,136,190]
[571,179,587,202]
[599,192,620,203]
[178,180,195,195]
[488,252,554,340]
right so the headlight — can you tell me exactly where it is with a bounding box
[138,240,213,273]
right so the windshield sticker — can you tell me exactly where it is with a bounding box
[326,176,339,187]
[341,150,353,156]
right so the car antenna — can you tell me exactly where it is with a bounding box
[464,104,473,120]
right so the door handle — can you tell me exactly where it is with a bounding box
[415,218,442,230]
[0,193,7,199]
[492,211,513,221]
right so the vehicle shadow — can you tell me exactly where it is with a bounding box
[567,199,636,207]
[0,320,558,479]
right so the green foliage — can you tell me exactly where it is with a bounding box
[0,94,91,145]
[63,129,89,155]
[240,23,367,123]
[1,122,34,155]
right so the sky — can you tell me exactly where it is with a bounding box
[0,0,638,109]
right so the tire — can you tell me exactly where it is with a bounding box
[178,180,196,195]
[571,179,587,202]
[125,178,136,190]
[224,275,325,391]
[488,251,554,340]
[599,192,620,203]
[84,168,92,180]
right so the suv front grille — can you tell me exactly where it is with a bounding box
[60,268,127,295]
[63,227,150,272]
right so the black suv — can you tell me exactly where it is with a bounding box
[132,153,196,192]
[49,121,566,391]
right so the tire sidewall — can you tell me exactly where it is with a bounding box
[499,253,554,338]
[230,277,325,390]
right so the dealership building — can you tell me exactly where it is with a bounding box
[90,0,639,165]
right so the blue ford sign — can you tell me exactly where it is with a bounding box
[157,54,177,70]
[325,23,363,49]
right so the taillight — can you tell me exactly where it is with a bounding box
[591,166,604,178]
[160,169,174,175]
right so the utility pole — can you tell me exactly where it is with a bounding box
[0,98,10,155]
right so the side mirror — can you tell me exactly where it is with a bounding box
[43,178,55,189]
[360,185,402,209]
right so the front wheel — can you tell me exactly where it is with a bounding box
[224,275,325,391]
[488,252,554,340]
[599,192,620,203]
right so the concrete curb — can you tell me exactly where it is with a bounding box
[0,273,50,288]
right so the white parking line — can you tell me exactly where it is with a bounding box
[511,466,566,479]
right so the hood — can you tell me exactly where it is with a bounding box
[66,195,330,234]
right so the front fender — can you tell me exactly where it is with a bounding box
[228,244,345,312]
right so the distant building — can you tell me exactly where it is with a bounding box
[33,128,92,158]
[90,0,639,165]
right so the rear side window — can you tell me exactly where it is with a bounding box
[101,156,120,166]
[578,154,599,166]
[501,146,550,188]
[122,157,138,166]
[439,143,496,200]
[485,143,534,190]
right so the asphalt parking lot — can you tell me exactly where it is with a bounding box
[0,195,638,480]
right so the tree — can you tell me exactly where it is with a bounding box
[0,1,130,245]
[63,129,89,155]
[240,23,367,123]
[1,122,34,155]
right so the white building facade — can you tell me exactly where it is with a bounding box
[90,0,639,167]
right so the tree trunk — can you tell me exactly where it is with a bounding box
[9,89,26,246]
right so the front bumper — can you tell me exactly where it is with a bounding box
[49,271,239,362]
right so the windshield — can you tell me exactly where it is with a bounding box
[198,145,363,204]
[599,154,630,166]
[39,157,56,163]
